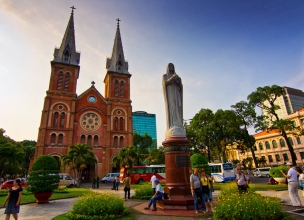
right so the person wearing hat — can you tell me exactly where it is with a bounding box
[281,162,302,207]
[144,178,163,211]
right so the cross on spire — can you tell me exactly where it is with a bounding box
[91,81,95,86]
[116,18,121,26]
[70,6,76,14]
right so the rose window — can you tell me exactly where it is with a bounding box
[81,113,100,131]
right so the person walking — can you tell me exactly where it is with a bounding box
[236,168,250,193]
[3,179,23,220]
[190,168,206,214]
[281,162,302,207]
[144,178,163,211]
[150,172,157,193]
[115,176,120,191]
[92,177,96,189]
[200,169,214,212]
[123,173,131,200]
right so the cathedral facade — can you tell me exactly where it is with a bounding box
[34,11,133,181]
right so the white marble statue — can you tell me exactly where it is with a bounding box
[162,63,186,138]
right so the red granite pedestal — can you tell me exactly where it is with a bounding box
[157,137,194,210]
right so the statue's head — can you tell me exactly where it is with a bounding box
[166,63,175,74]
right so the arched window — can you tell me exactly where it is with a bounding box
[283,153,289,161]
[114,80,119,96]
[53,112,58,127]
[64,73,70,90]
[58,134,63,146]
[114,117,118,130]
[275,154,280,162]
[120,81,124,97]
[288,137,294,146]
[57,72,63,89]
[120,117,123,131]
[280,139,286,147]
[296,137,301,144]
[259,143,263,150]
[87,135,92,146]
[272,140,278,148]
[268,155,273,163]
[50,133,56,145]
[60,112,65,128]
[120,136,124,147]
[265,141,270,149]
[94,135,98,146]
[114,136,118,146]
[80,135,85,144]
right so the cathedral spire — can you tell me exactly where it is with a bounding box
[53,7,80,65]
[106,18,129,74]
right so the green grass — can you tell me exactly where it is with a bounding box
[213,182,288,191]
[0,187,91,204]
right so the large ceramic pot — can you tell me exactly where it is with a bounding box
[34,191,53,203]
[273,177,287,185]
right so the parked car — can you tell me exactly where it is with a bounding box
[101,173,120,183]
[1,179,27,189]
[253,167,271,177]
[59,173,75,187]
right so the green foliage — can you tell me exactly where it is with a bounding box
[133,133,153,155]
[131,182,154,199]
[27,155,60,193]
[270,166,288,178]
[0,128,26,177]
[146,147,165,165]
[112,145,142,168]
[190,153,208,167]
[66,192,129,220]
[214,183,290,220]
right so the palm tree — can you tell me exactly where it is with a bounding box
[61,144,97,187]
[113,146,142,169]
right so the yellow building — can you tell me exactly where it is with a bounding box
[233,108,304,167]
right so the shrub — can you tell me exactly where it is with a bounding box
[27,155,60,193]
[214,183,290,220]
[132,182,154,199]
[66,192,129,220]
[270,166,288,178]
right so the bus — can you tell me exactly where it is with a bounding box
[120,165,166,184]
[209,163,235,182]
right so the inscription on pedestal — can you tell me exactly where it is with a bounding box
[176,156,190,167]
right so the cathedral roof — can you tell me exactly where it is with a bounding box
[53,8,80,65]
[106,19,130,74]
[78,82,106,101]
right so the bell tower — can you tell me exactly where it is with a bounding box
[34,8,81,160]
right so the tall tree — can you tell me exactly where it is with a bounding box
[248,85,302,166]
[0,129,25,177]
[61,144,97,187]
[146,147,165,165]
[20,140,36,176]
[133,132,153,156]
[231,101,258,168]
[185,108,215,162]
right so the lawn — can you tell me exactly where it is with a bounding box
[0,187,91,204]
[52,213,136,220]
[213,182,288,191]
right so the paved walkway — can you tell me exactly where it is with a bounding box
[1,188,304,220]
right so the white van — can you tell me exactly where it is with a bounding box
[59,173,75,187]
[253,167,271,177]
[101,173,120,183]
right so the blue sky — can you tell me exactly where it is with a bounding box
[0,0,304,146]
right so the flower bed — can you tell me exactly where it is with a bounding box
[213,183,290,220]
[66,192,129,220]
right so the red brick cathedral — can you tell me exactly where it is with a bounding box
[34,10,133,181]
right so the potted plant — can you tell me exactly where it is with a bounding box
[269,166,288,184]
[27,155,60,203]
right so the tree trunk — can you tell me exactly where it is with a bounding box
[281,130,297,166]
[245,130,259,168]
